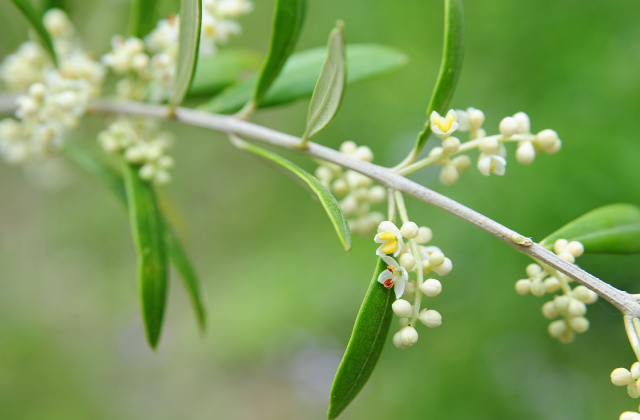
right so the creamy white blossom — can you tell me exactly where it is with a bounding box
[377,255,408,299]
[430,110,458,139]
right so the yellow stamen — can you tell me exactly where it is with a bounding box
[434,113,455,132]
[489,160,495,173]
[378,232,395,241]
[381,240,397,254]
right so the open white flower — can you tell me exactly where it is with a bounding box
[378,255,408,299]
[430,110,458,139]
[477,153,507,176]
[374,221,403,257]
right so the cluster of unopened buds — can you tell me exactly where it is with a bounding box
[611,363,640,419]
[514,239,597,343]
[373,220,452,349]
[0,9,105,164]
[102,0,252,102]
[427,108,562,185]
[315,141,386,236]
[98,117,175,185]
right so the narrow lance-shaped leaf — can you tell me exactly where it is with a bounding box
[11,0,58,66]
[63,144,207,331]
[412,0,464,155]
[540,203,640,254]
[301,22,346,143]
[122,159,169,349]
[170,0,202,109]
[188,49,262,97]
[245,0,307,112]
[236,140,351,251]
[328,259,394,419]
[201,44,408,114]
[129,0,158,38]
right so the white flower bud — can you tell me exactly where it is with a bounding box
[155,170,171,185]
[612,368,633,386]
[368,186,386,204]
[332,178,349,195]
[632,362,640,380]
[553,295,570,312]
[554,239,569,254]
[433,258,452,276]
[392,299,414,318]
[526,263,543,278]
[516,141,536,165]
[559,251,575,263]
[513,112,531,133]
[541,301,559,319]
[548,320,567,338]
[403,281,416,300]
[401,222,419,239]
[442,136,461,154]
[139,164,155,180]
[569,316,589,333]
[468,108,485,129]
[415,227,433,244]
[57,91,78,109]
[398,317,409,328]
[573,286,598,304]
[315,165,333,182]
[451,155,471,171]
[339,140,357,155]
[567,241,584,258]
[399,253,416,271]
[629,381,640,399]
[428,251,445,267]
[399,326,419,346]
[378,221,398,233]
[339,195,358,216]
[28,82,46,100]
[480,138,500,155]
[620,412,640,420]
[499,116,518,137]
[567,299,587,317]
[531,280,546,297]
[17,96,38,115]
[43,9,73,38]
[125,147,145,163]
[544,277,561,293]
[367,212,385,228]
[428,146,444,157]
[439,164,459,185]
[558,330,575,344]
[545,139,562,154]
[353,145,374,162]
[471,127,487,140]
[421,279,442,297]
[515,279,531,295]
[392,331,409,349]
[131,52,150,72]
[419,309,442,328]
[536,129,559,148]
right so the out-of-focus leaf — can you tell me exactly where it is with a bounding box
[122,159,169,349]
[10,0,58,66]
[237,140,351,251]
[169,0,202,109]
[328,259,394,419]
[188,49,262,97]
[301,22,346,142]
[201,44,408,114]
[64,145,207,331]
[42,0,68,12]
[245,0,307,111]
[413,0,465,155]
[129,0,158,38]
[540,203,640,254]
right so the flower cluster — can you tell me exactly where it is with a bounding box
[315,141,386,236]
[102,0,252,102]
[374,220,452,349]
[98,117,174,185]
[426,108,562,185]
[514,239,597,344]
[611,362,640,419]
[0,9,105,164]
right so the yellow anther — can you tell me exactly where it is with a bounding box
[489,160,495,173]
[435,113,455,132]
[378,232,395,241]
[381,240,398,254]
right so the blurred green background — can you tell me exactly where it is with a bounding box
[1,0,640,419]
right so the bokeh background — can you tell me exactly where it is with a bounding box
[1,0,640,419]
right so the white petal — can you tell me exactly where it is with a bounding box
[374,233,385,243]
[429,110,441,126]
[455,109,470,131]
[375,246,387,258]
[394,278,406,299]
[381,255,398,267]
[399,267,408,282]
[377,270,393,284]
[377,221,399,233]
[477,155,492,176]
[493,156,507,176]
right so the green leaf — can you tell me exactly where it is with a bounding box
[169,0,202,109]
[201,44,408,114]
[129,0,158,38]
[301,22,346,142]
[63,144,207,331]
[122,159,169,349]
[10,0,58,66]
[328,259,394,419]
[413,0,465,155]
[247,0,308,111]
[540,203,640,254]
[237,140,351,251]
[188,49,262,97]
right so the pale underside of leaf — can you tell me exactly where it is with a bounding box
[170,0,202,108]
